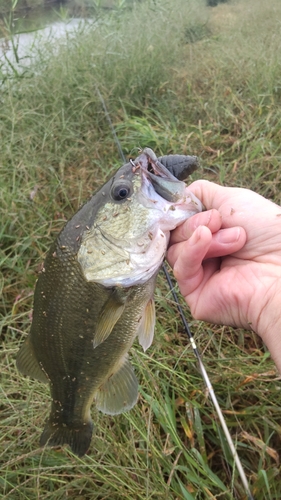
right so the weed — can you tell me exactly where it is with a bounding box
[1,0,281,498]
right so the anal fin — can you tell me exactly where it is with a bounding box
[95,355,138,415]
[16,337,49,383]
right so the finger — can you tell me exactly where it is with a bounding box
[167,225,212,291]
[185,257,223,320]
[205,226,247,259]
[172,226,222,299]
[170,209,222,245]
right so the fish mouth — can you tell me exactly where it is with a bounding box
[133,148,186,203]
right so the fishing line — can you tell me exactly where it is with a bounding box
[96,88,126,164]
[162,266,254,500]
[96,88,254,500]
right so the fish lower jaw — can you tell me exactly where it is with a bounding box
[99,262,163,288]
[88,230,168,288]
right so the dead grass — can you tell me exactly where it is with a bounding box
[1,0,281,498]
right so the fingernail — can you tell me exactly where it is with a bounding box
[189,226,202,246]
[217,227,240,244]
[192,210,212,229]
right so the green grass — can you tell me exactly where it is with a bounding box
[1,0,281,498]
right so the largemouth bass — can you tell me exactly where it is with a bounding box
[17,148,203,457]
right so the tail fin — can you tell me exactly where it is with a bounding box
[40,419,93,457]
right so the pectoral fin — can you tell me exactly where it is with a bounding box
[95,355,138,415]
[16,337,49,383]
[93,294,126,348]
[137,299,156,352]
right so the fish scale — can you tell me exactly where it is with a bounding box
[17,149,203,456]
[35,246,155,455]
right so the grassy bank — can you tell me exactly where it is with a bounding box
[0,0,135,18]
[1,0,281,498]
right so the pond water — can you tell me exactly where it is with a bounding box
[1,19,90,72]
[0,6,93,74]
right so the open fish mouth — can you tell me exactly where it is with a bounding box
[77,147,204,289]
[132,148,187,203]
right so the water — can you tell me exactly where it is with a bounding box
[0,7,93,75]
[1,19,90,71]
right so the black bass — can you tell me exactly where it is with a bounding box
[17,148,203,457]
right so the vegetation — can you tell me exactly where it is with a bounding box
[1,0,281,498]
[0,0,135,19]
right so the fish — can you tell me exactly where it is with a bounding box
[16,147,203,457]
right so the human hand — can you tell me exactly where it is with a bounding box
[167,180,281,372]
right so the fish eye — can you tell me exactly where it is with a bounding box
[111,181,132,201]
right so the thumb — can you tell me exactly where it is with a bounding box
[187,180,233,212]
